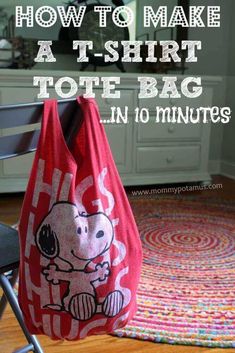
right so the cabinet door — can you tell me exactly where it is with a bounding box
[104,122,133,174]
[0,88,133,191]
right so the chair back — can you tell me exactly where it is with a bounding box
[0,99,82,160]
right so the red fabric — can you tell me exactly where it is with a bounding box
[18,97,142,340]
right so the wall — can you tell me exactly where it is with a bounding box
[221,0,235,178]
[136,0,232,170]
[189,0,232,170]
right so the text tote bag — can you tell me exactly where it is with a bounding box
[18,97,142,340]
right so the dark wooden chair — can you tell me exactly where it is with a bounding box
[0,98,82,353]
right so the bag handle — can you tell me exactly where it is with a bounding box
[37,97,115,171]
[75,96,114,166]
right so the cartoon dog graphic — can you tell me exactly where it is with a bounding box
[35,202,124,321]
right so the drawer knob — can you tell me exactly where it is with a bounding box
[166,156,174,164]
[168,126,175,134]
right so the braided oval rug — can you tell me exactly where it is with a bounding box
[114,196,235,348]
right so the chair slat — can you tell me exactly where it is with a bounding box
[0,131,40,160]
[0,99,78,129]
[0,105,43,129]
[0,99,83,160]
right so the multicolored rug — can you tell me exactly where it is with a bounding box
[114,196,235,348]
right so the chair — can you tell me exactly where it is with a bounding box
[0,98,82,353]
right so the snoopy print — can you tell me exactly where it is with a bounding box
[35,201,124,321]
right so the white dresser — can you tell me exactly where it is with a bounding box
[0,70,219,193]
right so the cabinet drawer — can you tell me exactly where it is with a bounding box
[2,125,132,177]
[0,87,41,105]
[138,121,201,142]
[0,87,70,105]
[94,89,135,112]
[139,88,212,111]
[137,145,200,173]
[0,86,135,110]
[3,153,34,176]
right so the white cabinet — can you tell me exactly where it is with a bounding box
[0,70,218,192]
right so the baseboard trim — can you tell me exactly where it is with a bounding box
[209,160,235,180]
[209,160,221,175]
[220,160,235,180]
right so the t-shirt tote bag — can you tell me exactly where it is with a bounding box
[18,96,142,340]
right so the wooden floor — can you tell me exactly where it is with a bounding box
[0,176,235,353]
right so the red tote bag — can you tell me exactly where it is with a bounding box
[18,97,142,340]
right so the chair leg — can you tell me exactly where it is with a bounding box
[14,344,34,353]
[0,273,44,353]
[0,269,19,319]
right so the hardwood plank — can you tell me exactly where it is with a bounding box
[1,303,235,353]
[0,176,235,352]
